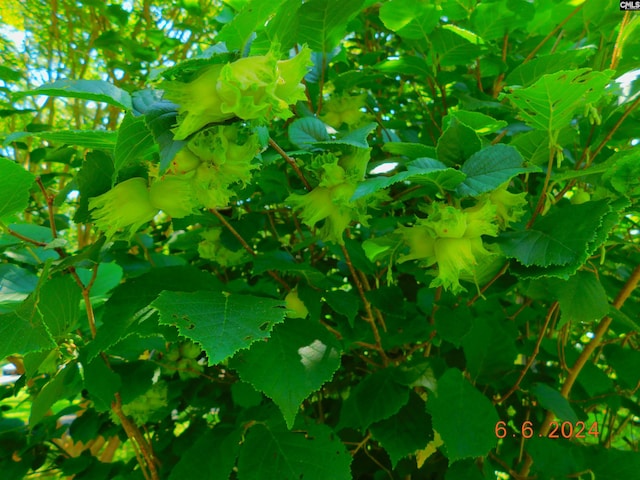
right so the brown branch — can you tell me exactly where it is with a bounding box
[527,144,556,228]
[4,226,48,247]
[522,4,585,63]
[269,138,312,191]
[519,264,640,477]
[210,208,291,291]
[610,11,632,70]
[340,244,388,365]
[590,94,640,162]
[467,261,510,306]
[36,176,58,239]
[498,302,558,404]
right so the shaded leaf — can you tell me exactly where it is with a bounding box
[0,158,35,219]
[14,79,133,110]
[530,383,578,422]
[153,291,286,364]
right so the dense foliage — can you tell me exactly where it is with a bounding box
[1,1,639,479]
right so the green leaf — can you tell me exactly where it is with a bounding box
[82,357,121,412]
[231,318,341,428]
[170,426,242,480]
[550,271,609,328]
[382,142,436,159]
[497,200,611,270]
[0,264,38,313]
[315,122,377,149]
[506,49,596,87]
[237,421,352,480]
[73,150,115,223]
[456,144,536,197]
[461,316,518,384]
[252,251,327,286]
[444,110,507,135]
[435,306,473,347]
[506,69,613,135]
[379,0,439,40]
[370,392,433,467]
[3,130,118,150]
[87,266,221,361]
[14,79,133,110]
[288,117,330,149]
[324,290,360,327]
[527,437,581,479]
[428,368,499,462]
[38,275,82,338]
[590,447,640,480]
[436,118,482,166]
[530,383,578,422]
[604,344,640,389]
[30,363,81,426]
[298,0,365,52]
[375,58,431,78]
[0,158,35,219]
[339,368,410,430]
[430,27,483,67]
[351,158,465,201]
[114,113,157,173]
[153,291,286,365]
[217,0,287,51]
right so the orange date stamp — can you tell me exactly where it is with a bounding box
[495,421,600,439]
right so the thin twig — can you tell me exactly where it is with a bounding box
[269,138,312,191]
[467,261,510,306]
[590,94,640,162]
[522,4,585,63]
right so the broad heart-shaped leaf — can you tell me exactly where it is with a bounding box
[427,368,499,462]
[506,69,613,135]
[230,318,341,428]
[351,158,465,201]
[549,271,609,328]
[82,356,121,412]
[369,392,433,468]
[461,316,518,385]
[313,122,377,149]
[87,266,221,361]
[237,420,351,480]
[114,113,157,174]
[170,426,242,480]
[530,383,578,422]
[436,118,481,166]
[288,116,330,149]
[153,291,286,365]
[3,130,118,150]
[382,142,436,159]
[0,158,35,219]
[589,448,640,480]
[379,0,439,40]
[496,200,611,269]
[338,367,410,430]
[13,79,133,110]
[298,0,365,52]
[456,144,538,197]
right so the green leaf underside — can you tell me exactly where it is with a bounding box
[507,69,612,134]
[231,319,342,428]
[428,368,499,462]
[551,271,609,327]
[153,291,286,364]
[14,79,133,110]
[3,130,118,150]
[352,157,465,200]
[114,113,157,173]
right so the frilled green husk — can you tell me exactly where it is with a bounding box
[163,64,231,140]
[198,228,247,266]
[89,177,158,240]
[486,183,527,228]
[191,163,234,209]
[149,175,200,218]
[398,201,500,293]
[168,147,202,175]
[110,382,168,426]
[320,93,369,128]
[188,125,260,186]
[168,48,311,136]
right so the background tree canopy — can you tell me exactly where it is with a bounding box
[0,1,639,479]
